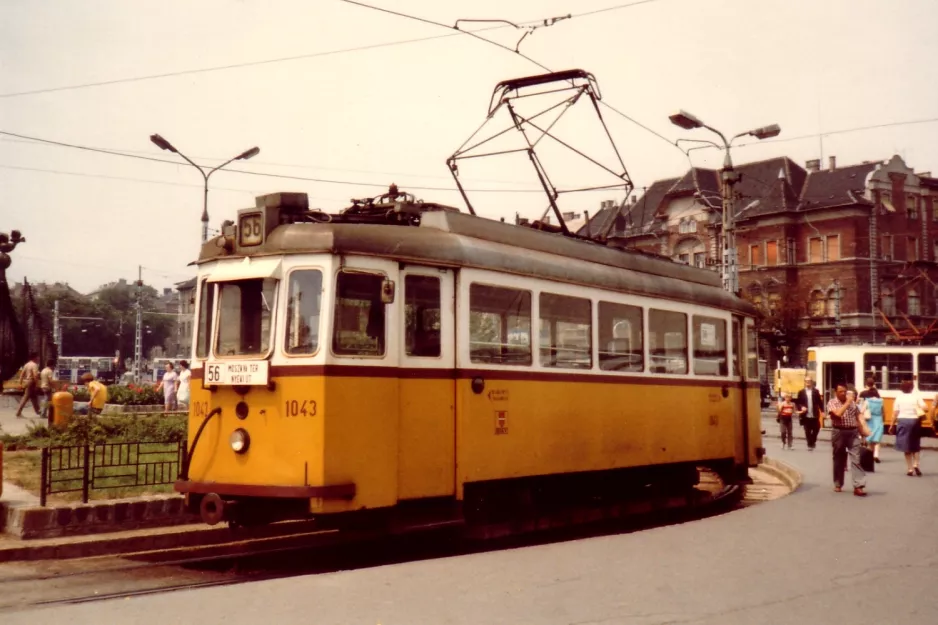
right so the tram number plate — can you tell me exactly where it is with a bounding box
[205,361,269,385]
[239,213,264,247]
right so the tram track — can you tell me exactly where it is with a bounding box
[0,467,789,613]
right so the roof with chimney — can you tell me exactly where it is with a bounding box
[576,155,905,237]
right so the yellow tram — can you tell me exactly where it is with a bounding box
[175,188,764,527]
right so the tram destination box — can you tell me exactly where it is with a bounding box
[204,361,269,386]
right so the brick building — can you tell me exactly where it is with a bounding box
[581,154,938,365]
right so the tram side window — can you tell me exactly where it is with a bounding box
[693,316,727,376]
[469,284,531,365]
[649,309,687,374]
[598,302,643,372]
[746,324,759,379]
[539,293,591,369]
[916,353,938,391]
[405,275,441,358]
[284,270,323,355]
[863,353,913,390]
[333,271,386,357]
[195,279,214,359]
[216,278,277,356]
[731,319,740,376]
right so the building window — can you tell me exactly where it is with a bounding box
[678,218,697,234]
[765,241,778,266]
[907,196,918,219]
[826,289,839,318]
[907,237,918,262]
[786,238,796,265]
[538,292,592,369]
[750,244,763,267]
[908,290,921,316]
[768,292,781,314]
[881,234,893,260]
[809,237,823,263]
[881,290,896,316]
[810,290,826,317]
[678,253,690,265]
[693,252,706,268]
[825,235,841,261]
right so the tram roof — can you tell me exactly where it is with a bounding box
[197,210,755,314]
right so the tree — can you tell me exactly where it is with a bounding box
[742,281,814,366]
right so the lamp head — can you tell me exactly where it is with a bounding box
[668,110,704,130]
[149,134,177,153]
[749,124,781,140]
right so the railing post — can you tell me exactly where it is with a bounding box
[40,447,48,507]
[81,444,90,504]
[179,440,187,479]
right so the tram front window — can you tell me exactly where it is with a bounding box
[215,278,278,356]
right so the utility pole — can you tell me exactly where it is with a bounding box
[134,266,143,383]
[669,110,781,294]
[53,299,61,355]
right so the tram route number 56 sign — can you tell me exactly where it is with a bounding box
[205,361,270,386]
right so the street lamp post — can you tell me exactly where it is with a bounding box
[149,134,260,243]
[668,111,780,294]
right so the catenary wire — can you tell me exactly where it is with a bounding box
[0,130,614,193]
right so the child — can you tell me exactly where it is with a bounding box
[777,391,796,450]
[80,372,107,416]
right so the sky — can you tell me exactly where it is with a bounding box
[2,0,937,294]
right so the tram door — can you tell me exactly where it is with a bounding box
[397,267,457,500]
[822,362,855,404]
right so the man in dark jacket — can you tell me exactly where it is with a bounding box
[796,376,823,450]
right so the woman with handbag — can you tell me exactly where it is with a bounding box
[890,380,926,476]
[859,378,884,463]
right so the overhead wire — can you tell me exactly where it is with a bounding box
[0,129,609,193]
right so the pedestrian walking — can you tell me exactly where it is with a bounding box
[795,376,823,450]
[155,362,178,412]
[14,352,41,417]
[39,358,55,420]
[827,383,867,496]
[777,391,795,450]
[175,360,191,409]
[858,377,884,463]
[80,372,108,417]
[890,380,926,477]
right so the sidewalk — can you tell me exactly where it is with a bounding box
[0,395,45,437]
[759,410,938,450]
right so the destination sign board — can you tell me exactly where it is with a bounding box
[204,361,269,386]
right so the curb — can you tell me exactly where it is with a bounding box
[757,457,803,492]
[1,494,197,540]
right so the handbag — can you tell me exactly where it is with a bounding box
[859,445,875,473]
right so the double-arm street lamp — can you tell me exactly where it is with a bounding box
[149,134,260,243]
[668,110,780,294]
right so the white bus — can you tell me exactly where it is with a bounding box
[806,344,938,428]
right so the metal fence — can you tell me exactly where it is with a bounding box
[40,440,186,506]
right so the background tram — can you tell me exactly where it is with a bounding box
[175,190,764,528]
[807,344,938,428]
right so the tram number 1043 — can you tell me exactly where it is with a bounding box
[284,399,317,417]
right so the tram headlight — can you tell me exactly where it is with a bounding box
[229,428,251,454]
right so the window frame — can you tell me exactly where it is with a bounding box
[598,301,644,373]
[212,277,279,360]
[468,282,533,367]
[330,268,389,359]
[538,292,592,370]
[648,308,689,376]
[917,353,938,392]
[404,273,443,360]
[808,236,823,263]
[282,267,325,358]
[692,315,728,377]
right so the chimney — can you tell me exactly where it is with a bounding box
[828,155,836,172]
[805,159,820,173]
[163,287,171,296]
[630,195,637,205]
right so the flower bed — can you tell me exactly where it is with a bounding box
[61,383,163,406]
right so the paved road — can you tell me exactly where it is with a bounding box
[760,409,938,451]
[0,394,45,437]
[3,441,936,624]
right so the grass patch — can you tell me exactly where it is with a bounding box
[1,415,187,503]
